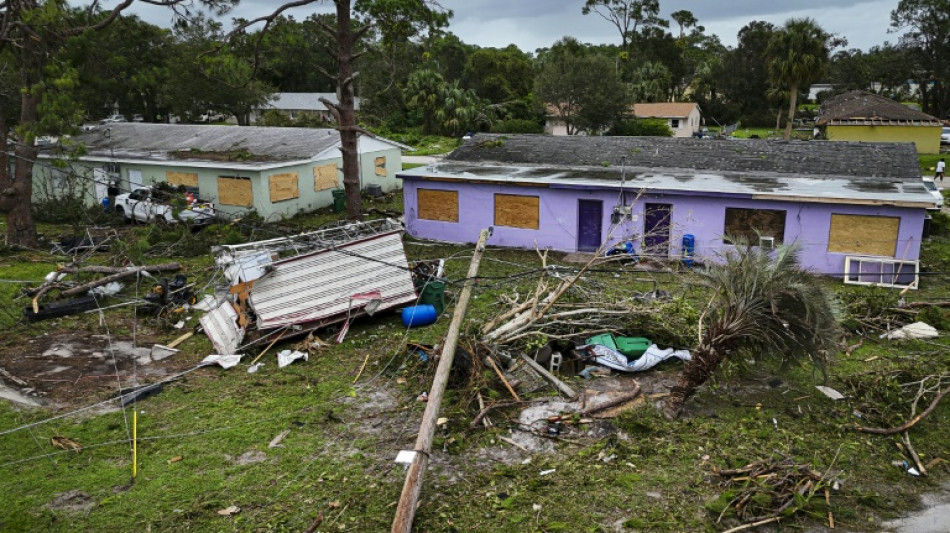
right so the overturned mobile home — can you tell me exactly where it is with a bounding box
[201,219,417,358]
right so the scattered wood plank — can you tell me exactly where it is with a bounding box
[520,354,576,399]
[486,356,520,401]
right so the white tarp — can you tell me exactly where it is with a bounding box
[201,354,243,369]
[881,321,939,340]
[276,349,308,368]
[582,343,692,373]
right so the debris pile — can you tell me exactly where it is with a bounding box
[203,218,417,367]
[710,457,838,532]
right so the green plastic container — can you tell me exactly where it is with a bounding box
[417,280,446,315]
[331,189,346,213]
[585,333,651,357]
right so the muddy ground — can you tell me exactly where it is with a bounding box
[0,331,193,410]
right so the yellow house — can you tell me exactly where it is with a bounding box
[816,91,943,154]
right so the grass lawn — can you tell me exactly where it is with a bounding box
[1,197,949,532]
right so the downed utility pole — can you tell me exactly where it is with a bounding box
[392,228,491,533]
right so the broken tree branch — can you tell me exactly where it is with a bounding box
[469,399,545,429]
[486,356,520,401]
[854,385,950,434]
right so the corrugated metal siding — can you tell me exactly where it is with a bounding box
[249,230,417,329]
[199,301,244,355]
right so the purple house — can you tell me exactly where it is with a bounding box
[397,135,934,288]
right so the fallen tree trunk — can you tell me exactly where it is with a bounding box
[60,263,181,297]
[580,383,641,416]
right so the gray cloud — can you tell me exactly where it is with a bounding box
[120,0,904,52]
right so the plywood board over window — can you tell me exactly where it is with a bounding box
[375,156,387,176]
[166,171,199,188]
[313,163,338,191]
[417,188,458,222]
[217,177,253,207]
[269,172,299,203]
[495,194,540,229]
[828,214,899,256]
[724,208,786,244]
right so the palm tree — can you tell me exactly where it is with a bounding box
[766,18,831,140]
[665,244,838,418]
[631,61,671,103]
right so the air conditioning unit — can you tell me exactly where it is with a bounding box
[759,236,775,251]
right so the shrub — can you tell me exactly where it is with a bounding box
[491,119,543,134]
[606,119,673,137]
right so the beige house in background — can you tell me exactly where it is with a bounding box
[631,102,702,138]
[543,102,702,137]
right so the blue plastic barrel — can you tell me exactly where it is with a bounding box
[401,305,437,328]
[682,233,695,266]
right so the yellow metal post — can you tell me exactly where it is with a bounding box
[132,410,138,480]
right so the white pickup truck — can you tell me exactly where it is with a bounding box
[114,187,216,225]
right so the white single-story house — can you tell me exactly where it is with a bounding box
[630,103,702,138]
[249,93,362,124]
[35,123,404,220]
[543,102,702,137]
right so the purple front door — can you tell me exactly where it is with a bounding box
[577,199,603,252]
[643,203,672,257]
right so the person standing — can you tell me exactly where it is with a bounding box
[937,158,946,181]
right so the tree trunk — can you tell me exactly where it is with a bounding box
[783,83,798,141]
[333,0,363,222]
[665,342,725,418]
[2,90,39,247]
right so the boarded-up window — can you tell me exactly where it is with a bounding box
[217,177,253,206]
[375,156,387,176]
[828,214,899,256]
[724,208,786,244]
[166,171,198,187]
[417,188,458,222]
[269,172,299,203]
[313,163,338,191]
[495,194,540,230]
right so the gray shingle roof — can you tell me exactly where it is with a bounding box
[76,123,344,162]
[446,134,921,179]
[816,90,942,126]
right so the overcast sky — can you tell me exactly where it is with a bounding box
[128,0,906,53]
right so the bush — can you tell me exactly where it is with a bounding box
[607,118,673,137]
[491,119,543,134]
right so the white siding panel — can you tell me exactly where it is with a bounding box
[199,301,245,355]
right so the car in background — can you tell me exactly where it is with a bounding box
[113,186,216,225]
[941,126,950,145]
[99,114,126,125]
[922,177,944,209]
[132,114,144,122]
